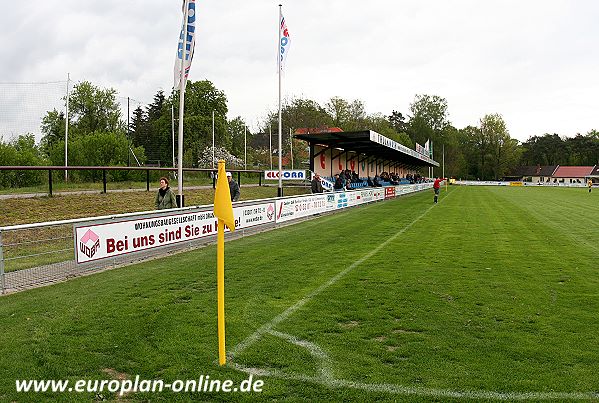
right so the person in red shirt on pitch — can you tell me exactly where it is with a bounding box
[433,177,446,203]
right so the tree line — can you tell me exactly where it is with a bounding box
[0,80,598,188]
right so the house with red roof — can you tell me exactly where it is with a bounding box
[552,166,594,184]
[587,165,599,183]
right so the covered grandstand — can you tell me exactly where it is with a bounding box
[294,130,439,185]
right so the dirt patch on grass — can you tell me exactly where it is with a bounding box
[339,320,359,329]
[373,335,388,342]
[102,368,129,381]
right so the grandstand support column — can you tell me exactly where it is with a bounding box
[64,73,70,182]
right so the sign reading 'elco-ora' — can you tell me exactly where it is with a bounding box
[264,170,306,180]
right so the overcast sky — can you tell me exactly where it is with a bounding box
[1,0,598,142]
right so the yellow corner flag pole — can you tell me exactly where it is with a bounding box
[213,160,236,366]
[217,219,226,365]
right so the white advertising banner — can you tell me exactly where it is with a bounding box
[75,202,275,264]
[275,194,328,223]
[264,170,306,180]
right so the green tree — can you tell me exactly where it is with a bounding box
[227,116,251,160]
[325,97,367,131]
[461,125,490,180]
[172,80,229,167]
[40,110,66,156]
[67,81,125,135]
[440,125,468,179]
[565,133,599,165]
[407,95,450,175]
[0,134,48,187]
[520,134,564,166]
[364,113,413,148]
[407,94,449,145]
[129,106,148,155]
[388,110,407,133]
[49,132,146,182]
[480,114,521,180]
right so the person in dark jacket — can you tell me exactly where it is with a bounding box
[333,174,344,191]
[311,173,324,193]
[227,172,240,201]
[155,177,178,209]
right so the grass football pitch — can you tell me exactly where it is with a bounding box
[0,186,598,402]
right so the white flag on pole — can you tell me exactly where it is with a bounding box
[279,13,290,71]
[174,0,197,89]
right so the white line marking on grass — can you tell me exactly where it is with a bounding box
[230,361,598,401]
[234,322,598,400]
[230,189,599,399]
[266,330,333,381]
[230,203,437,359]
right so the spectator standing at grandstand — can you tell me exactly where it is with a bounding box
[311,173,324,193]
[155,177,178,209]
[334,174,344,191]
[367,177,374,187]
[589,180,593,193]
[227,172,240,202]
[433,177,445,203]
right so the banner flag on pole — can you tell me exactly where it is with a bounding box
[279,13,290,71]
[174,0,197,89]
[214,161,235,231]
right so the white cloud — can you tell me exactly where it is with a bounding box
[1,0,598,141]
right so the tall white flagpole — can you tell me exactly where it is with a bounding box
[177,0,190,207]
[269,125,272,170]
[289,127,293,169]
[171,105,175,168]
[277,4,283,197]
[212,110,215,170]
[64,73,70,182]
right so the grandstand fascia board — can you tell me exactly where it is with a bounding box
[368,130,439,167]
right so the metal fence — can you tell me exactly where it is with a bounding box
[0,184,432,294]
[0,201,275,294]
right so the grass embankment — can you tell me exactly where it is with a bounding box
[0,187,597,401]
[0,185,310,226]
[0,172,264,195]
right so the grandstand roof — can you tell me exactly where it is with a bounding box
[590,165,599,177]
[294,130,439,167]
[552,166,594,178]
